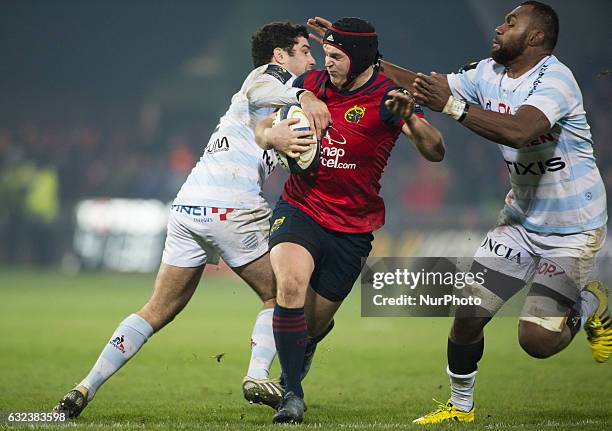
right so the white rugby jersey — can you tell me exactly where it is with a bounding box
[174,64,301,209]
[448,55,607,234]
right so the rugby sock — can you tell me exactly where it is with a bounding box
[273,305,308,398]
[246,308,276,379]
[447,367,477,412]
[447,337,484,412]
[301,319,335,381]
[578,289,600,329]
[79,314,154,401]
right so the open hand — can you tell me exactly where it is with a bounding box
[307,16,333,45]
[412,72,451,112]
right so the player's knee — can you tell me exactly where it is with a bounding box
[518,320,562,359]
[450,318,487,344]
[275,273,308,303]
[139,295,188,331]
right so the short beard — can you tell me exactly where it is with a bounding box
[491,34,528,66]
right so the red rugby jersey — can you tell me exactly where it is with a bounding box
[282,69,422,233]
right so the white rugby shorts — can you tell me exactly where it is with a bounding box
[161,204,271,268]
[474,213,606,302]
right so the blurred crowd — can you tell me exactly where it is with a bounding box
[1,76,611,265]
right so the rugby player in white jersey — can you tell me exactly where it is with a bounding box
[53,21,328,418]
[314,1,612,423]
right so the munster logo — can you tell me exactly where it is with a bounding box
[344,105,366,123]
[271,216,285,233]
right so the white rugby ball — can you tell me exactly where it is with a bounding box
[273,104,320,175]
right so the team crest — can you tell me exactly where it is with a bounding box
[271,216,285,233]
[344,105,366,123]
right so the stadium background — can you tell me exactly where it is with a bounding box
[1,1,611,429]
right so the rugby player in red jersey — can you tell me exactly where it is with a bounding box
[255,17,445,424]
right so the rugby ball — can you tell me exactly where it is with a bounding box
[273,104,320,175]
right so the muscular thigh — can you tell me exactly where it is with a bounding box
[140,263,204,331]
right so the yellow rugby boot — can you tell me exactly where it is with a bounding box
[583,281,612,363]
[413,399,474,424]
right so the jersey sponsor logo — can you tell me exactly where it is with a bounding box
[320,126,356,170]
[480,236,522,264]
[344,105,366,123]
[271,216,285,233]
[110,335,126,353]
[483,100,513,115]
[504,156,566,175]
[524,132,558,147]
[205,136,230,154]
[536,261,565,278]
[171,205,234,222]
[172,205,208,216]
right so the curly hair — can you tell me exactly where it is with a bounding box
[251,22,309,68]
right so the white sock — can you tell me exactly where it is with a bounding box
[79,314,154,401]
[246,308,276,380]
[447,366,476,412]
[578,289,600,328]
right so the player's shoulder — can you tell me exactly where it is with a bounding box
[541,56,576,81]
[262,63,293,84]
[477,58,505,77]
[294,69,328,90]
[527,56,580,95]
[375,70,397,87]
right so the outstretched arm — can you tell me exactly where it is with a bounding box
[412,72,551,149]
[385,89,445,162]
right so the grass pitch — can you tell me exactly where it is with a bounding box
[0,268,610,430]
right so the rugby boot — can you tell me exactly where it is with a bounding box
[413,399,474,424]
[52,386,89,419]
[242,376,284,409]
[583,281,612,363]
[272,391,305,424]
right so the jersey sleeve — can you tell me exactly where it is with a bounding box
[245,65,301,108]
[520,64,578,128]
[380,87,424,125]
[292,71,308,89]
[446,60,482,104]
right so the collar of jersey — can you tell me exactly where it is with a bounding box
[330,66,380,96]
